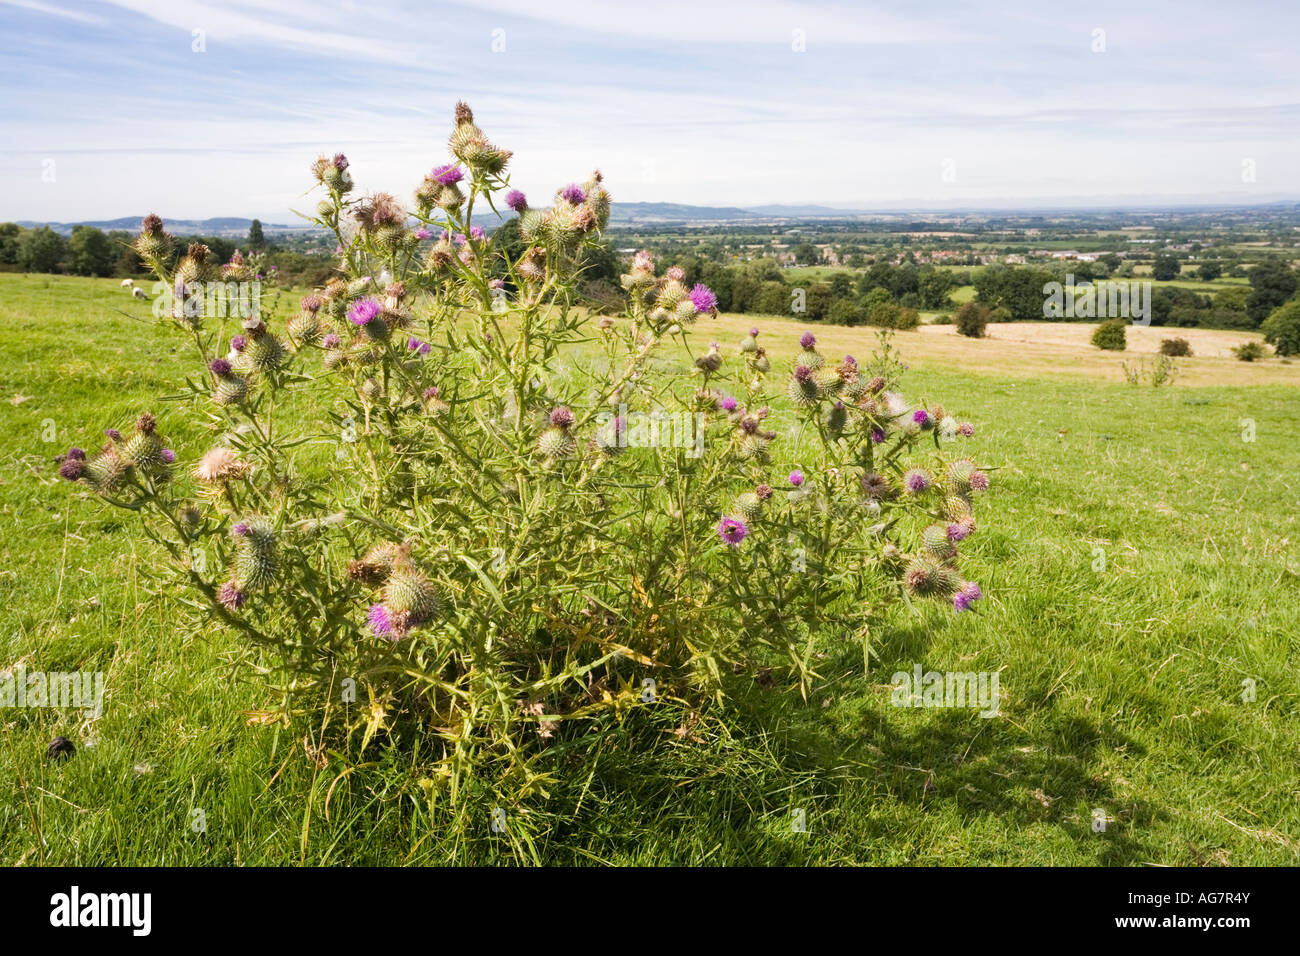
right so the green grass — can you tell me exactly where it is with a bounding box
[2,273,1298,865]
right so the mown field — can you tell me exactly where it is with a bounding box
[1,273,1297,865]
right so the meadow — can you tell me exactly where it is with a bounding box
[1,272,1297,865]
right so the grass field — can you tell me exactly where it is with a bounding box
[2,273,1298,865]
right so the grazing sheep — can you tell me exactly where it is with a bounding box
[120,278,134,287]
[132,287,147,299]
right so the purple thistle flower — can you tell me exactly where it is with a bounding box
[105,428,122,442]
[453,233,467,245]
[423,386,441,400]
[209,358,232,376]
[505,189,528,213]
[332,153,349,170]
[718,516,749,547]
[794,364,812,383]
[232,522,251,537]
[904,469,931,493]
[408,337,431,355]
[58,458,84,481]
[749,327,760,337]
[66,447,85,461]
[414,227,431,240]
[367,603,393,638]
[953,581,983,613]
[430,163,463,184]
[871,428,887,443]
[161,448,176,464]
[217,581,247,610]
[913,409,931,426]
[947,522,972,542]
[549,406,575,429]
[348,297,382,327]
[230,335,247,351]
[689,284,718,314]
[959,422,975,438]
[322,333,340,349]
[788,470,805,487]
[469,225,485,240]
[799,332,816,349]
[719,396,738,412]
[560,183,586,204]
[969,471,990,492]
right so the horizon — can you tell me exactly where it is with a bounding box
[2,1,1298,222]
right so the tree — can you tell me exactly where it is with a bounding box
[248,219,266,248]
[792,242,820,266]
[1152,253,1181,281]
[1091,319,1127,351]
[18,226,66,273]
[1197,261,1222,282]
[1261,299,1300,356]
[1246,258,1297,327]
[67,225,115,277]
[0,222,19,264]
[917,267,956,309]
[954,301,990,338]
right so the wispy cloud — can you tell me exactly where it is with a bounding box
[3,0,1298,221]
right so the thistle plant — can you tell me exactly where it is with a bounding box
[56,102,995,827]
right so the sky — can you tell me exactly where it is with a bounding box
[1,0,1298,223]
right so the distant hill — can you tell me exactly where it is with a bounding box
[14,217,317,237]
[609,202,869,223]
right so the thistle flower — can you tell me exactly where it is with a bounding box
[348,297,383,327]
[408,337,431,355]
[217,581,247,610]
[322,333,341,349]
[718,516,749,547]
[718,395,738,412]
[193,447,250,483]
[58,457,84,481]
[788,470,804,487]
[969,470,990,492]
[230,335,247,352]
[560,183,586,204]
[912,409,932,428]
[953,581,983,612]
[871,428,887,443]
[367,603,394,639]
[505,189,527,213]
[414,228,431,240]
[695,343,722,374]
[903,468,932,494]
[947,521,973,541]
[860,472,895,500]
[959,422,975,437]
[430,163,464,185]
[740,329,759,353]
[549,406,576,429]
[105,428,122,442]
[689,284,718,315]
[800,332,816,349]
[161,449,176,464]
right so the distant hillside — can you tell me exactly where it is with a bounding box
[609,202,869,223]
[15,217,317,237]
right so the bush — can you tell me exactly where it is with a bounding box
[1260,299,1300,356]
[1232,341,1269,362]
[1091,319,1127,351]
[1159,337,1192,357]
[53,102,998,834]
[954,302,990,338]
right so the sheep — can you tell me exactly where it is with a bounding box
[120,278,134,287]
[132,287,147,300]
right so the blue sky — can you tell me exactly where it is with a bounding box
[1,0,1297,222]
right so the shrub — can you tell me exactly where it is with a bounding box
[989,306,1012,324]
[1232,341,1269,362]
[1091,319,1127,351]
[1159,337,1192,357]
[954,302,990,338]
[54,103,997,831]
[1261,299,1300,356]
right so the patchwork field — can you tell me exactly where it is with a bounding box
[1,273,1297,865]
